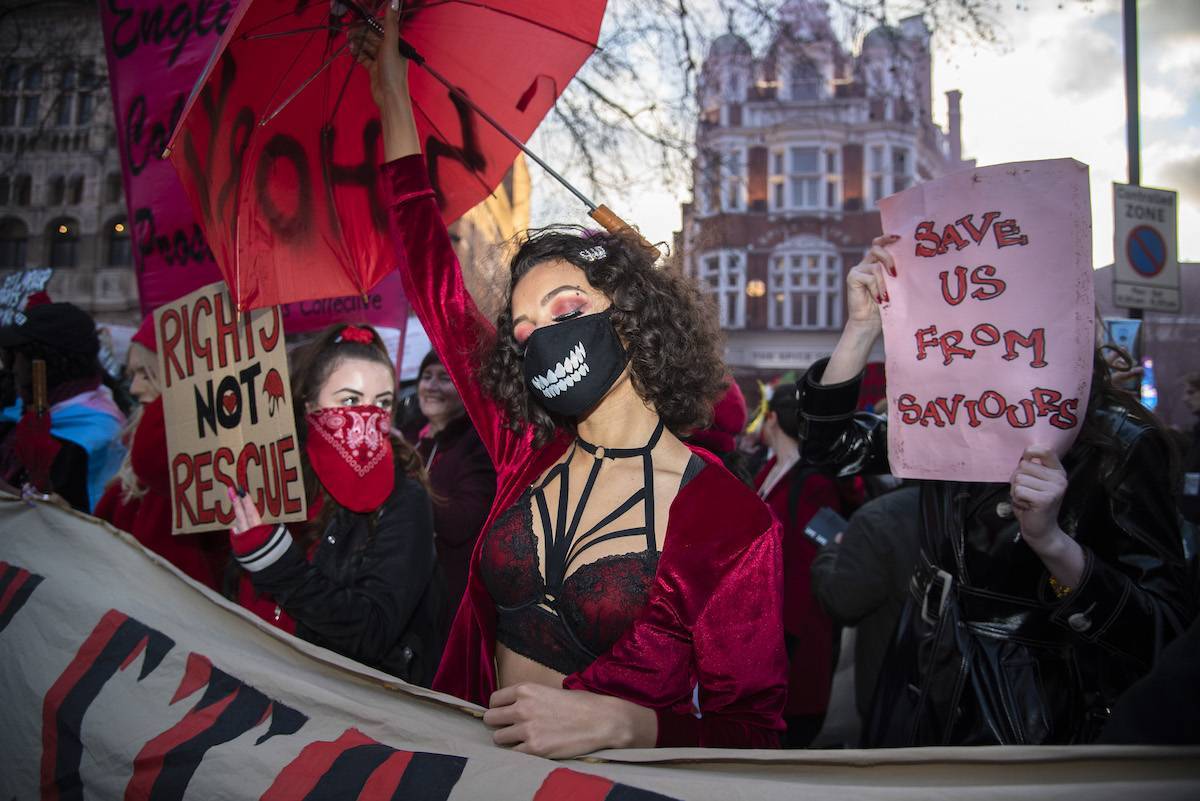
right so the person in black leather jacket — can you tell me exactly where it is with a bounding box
[797,234,1196,746]
[228,324,446,687]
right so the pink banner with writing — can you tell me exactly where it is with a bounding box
[878,159,1094,482]
[99,1,407,335]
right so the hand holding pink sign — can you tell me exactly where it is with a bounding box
[877,159,1094,482]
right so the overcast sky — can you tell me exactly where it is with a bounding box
[531,0,1199,268]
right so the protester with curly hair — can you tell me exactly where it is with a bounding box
[354,4,786,756]
[226,323,446,687]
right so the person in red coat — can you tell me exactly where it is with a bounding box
[414,349,497,622]
[354,6,786,758]
[94,316,229,591]
[754,387,841,747]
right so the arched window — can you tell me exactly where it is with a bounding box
[0,217,29,269]
[68,174,84,205]
[0,64,19,127]
[14,174,31,205]
[768,236,842,330]
[56,64,75,127]
[105,172,123,204]
[20,65,42,127]
[46,217,79,268]
[105,216,131,266]
[48,174,65,205]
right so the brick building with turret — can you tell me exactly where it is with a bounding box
[675,0,973,385]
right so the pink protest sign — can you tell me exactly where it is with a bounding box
[99,1,408,338]
[99,1,231,314]
[878,159,1094,482]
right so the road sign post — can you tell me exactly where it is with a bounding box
[1113,183,1180,313]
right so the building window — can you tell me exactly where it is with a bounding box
[697,250,746,329]
[48,175,65,205]
[68,175,84,205]
[0,64,18,127]
[768,243,842,330]
[13,174,31,205]
[105,172,123,204]
[0,217,29,269]
[723,148,746,211]
[20,65,41,127]
[106,217,131,266]
[698,147,746,214]
[789,59,821,100]
[892,146,911,193]
[0,175,8,205]
[47,218,79,268]
[788,146,820,208]
[76,93,94,126]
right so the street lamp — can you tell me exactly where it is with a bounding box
[746,279,766,298]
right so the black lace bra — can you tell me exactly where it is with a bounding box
[479,421,704,675]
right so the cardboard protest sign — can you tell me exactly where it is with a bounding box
[155,281,305,534]
[878,159,1094,482]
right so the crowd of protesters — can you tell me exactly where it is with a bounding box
[1,4,1197,756]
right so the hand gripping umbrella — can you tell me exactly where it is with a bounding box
[166,0,622,312]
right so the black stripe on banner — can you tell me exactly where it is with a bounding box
[303,744,396,801]
[607,783,682,801]
[0,572,43,632]
[390,752,468,801]
[0,562,18,599]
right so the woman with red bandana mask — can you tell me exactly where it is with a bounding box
[227,323,447,686]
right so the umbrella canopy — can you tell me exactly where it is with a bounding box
[167,0,606,311]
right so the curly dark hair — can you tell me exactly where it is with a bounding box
[478,225,728,447]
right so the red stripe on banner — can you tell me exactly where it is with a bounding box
[123,687,240,801]
[119,635,150,672]
[358,750,416,801]
[0,566,30,614]
[40,610,129,801]
[170,653,213,705]
[260,728,378,801]
[533,768,615,801]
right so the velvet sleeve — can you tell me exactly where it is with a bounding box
[563,519,787,748]
[380,156,526,470]
[1046,424,1195,666]
[797,357,890,476]
[245,478,438,667]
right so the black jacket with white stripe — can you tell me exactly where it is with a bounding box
[236,472,448,686]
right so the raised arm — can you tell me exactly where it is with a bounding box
[358,4,526,467]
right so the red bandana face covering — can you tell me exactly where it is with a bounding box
[305,405,395,513]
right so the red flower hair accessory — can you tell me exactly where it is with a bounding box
[337,325,375,345]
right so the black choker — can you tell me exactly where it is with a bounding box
[576,419,665,460]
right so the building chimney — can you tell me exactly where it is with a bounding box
[946,89,963,164]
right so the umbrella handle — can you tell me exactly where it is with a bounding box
[32,359,48,416]
[589,205,659,261]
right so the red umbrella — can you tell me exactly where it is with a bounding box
[166,0,607,311]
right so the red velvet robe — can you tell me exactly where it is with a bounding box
[754,458,840,717]
[382,155,786,748]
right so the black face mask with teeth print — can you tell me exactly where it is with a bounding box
[522,309,628,418]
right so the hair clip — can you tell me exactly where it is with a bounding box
[337,325,374,344]
[578,245,607,263]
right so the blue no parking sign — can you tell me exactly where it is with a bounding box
[1113,183,1180,313]
[1126,225,1167,278]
